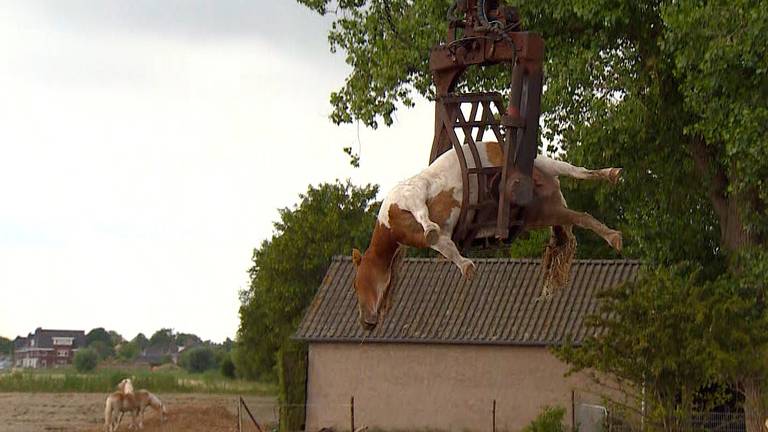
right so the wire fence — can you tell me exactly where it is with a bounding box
[240,398,748,432]
[607,411,746,432]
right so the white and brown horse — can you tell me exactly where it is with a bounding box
[351,141,622,330]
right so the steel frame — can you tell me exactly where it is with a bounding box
[429,0,544,250]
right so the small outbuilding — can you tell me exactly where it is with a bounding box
[295,257,640,431]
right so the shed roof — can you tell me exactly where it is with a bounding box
[295,257,641,346]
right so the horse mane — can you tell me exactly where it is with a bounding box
[379,245,406,315]
[540,225,577,298]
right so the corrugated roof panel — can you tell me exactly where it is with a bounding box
[294,257,641,346]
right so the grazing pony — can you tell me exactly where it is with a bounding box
[104,378,138,432]
[352,141,622,330]
[115,388,168,429]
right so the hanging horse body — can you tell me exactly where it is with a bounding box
[351,141,622,330]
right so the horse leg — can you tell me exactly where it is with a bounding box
[401,199,441,246]
[546,208,622,251]
[535,156,621,184]
[431,235,476,279]
[114,411,124,431]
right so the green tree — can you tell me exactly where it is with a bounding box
[174,332,202,348]
[108,330,124,347]
[86,328,115,359]
[117,341,139,361]
[73,348,98,372]
[0,336,11,355]
[296,0,768,429]
[221,337,233,352]
[179,346,217,373]
[149,328,175,349]
[132,333,149,351]
[704,250,768,430]
[87,340,115,360]
[85,328,113,348]
[556,266,720,430]
[277,339,307,432]
[220,353,236,379]
[236,180,379,380]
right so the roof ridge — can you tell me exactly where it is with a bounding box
[332,255,642,264]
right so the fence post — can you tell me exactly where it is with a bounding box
[240,396,265,432]
[571,390,576,432]
[351,396,355,432]
[238,396,243,432]
[492,399,496,432]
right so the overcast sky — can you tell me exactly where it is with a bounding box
[0,1,433,342]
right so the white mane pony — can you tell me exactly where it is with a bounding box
[106,377,168,430]
[104,378,138,432]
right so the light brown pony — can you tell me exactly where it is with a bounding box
[104,378,138,432]
[115,388,168,429]
[352,141,622,330]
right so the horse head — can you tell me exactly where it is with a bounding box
[351,246,404,331]
[117,378,134,395]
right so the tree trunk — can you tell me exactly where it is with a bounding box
[693,146,765,432]
[743,378,768,432]
[721,198,755,253]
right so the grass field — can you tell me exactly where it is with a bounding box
[0,366,275,395]
[0,392,276,432]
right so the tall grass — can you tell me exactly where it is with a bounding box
[0,368,275,395]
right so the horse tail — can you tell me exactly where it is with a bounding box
[103,397,113,432]
[540,224,577,298]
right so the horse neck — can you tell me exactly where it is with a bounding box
[366,223,400,268]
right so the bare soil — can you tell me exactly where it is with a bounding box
[0,393,277,432]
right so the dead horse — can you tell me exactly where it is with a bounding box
[351,141,622,330]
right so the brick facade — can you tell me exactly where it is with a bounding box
[13,328,86,368]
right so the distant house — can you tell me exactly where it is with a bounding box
[13,328,86,368]
[137,344,185,366]
[295,257,640,432]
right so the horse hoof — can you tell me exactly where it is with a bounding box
[424,226,440,246]
[608,168,622,184]
[608,231,622,252]
[461,261,476,280]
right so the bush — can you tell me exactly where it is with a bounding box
[278,340,307,432]
[73,348,98,373]
[116,341,139,361]
[180,346,217,373]
[220,354,236,379]
[522,406,566,432]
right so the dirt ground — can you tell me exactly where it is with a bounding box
[0,393,277,432]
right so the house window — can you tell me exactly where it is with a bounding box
[57,350,69,358]
[52,337,74,346]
